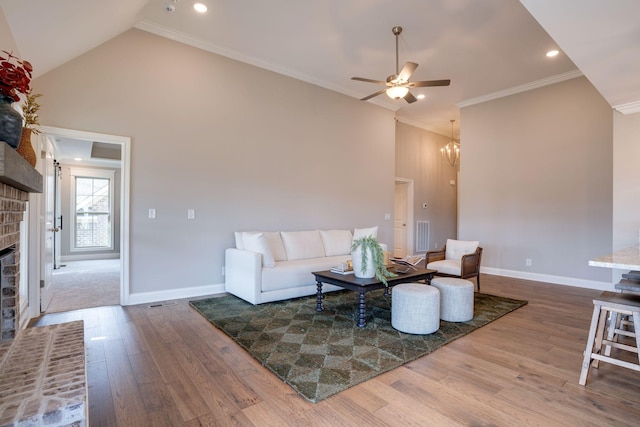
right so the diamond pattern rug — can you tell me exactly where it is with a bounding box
[190,289,527,402]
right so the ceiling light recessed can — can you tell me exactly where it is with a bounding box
[74,158,82,161]
[546,50,559,58]
[194,2,207,13]
[416,94,426,100]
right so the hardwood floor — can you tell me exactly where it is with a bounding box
[29,275,640,426]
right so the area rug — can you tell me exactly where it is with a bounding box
[190,289,527,403]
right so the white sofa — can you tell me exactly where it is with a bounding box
[225,227,377,304]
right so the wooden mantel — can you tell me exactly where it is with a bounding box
[0,141,42,193]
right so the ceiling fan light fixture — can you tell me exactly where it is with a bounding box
[386,86,409,100]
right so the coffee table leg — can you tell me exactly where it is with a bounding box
[357,291,367,328]
[315,282,324,311]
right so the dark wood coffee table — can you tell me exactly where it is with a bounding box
[312,267,437,328]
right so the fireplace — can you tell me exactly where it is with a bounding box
[0,245,17,341]
[0,141,43,341]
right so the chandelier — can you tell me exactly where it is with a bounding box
[441,119,460,167]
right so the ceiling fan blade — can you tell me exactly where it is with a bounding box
[351,77,388,85]
[360,89,387,101]
[409,79,451,88]
[397,62,418,82]
[404,91,417,103]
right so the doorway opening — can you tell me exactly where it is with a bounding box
[33,126,130,315]
[394,178,414,257]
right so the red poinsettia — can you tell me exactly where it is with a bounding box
[0,50,32,102]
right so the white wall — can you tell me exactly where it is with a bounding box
[460,76,613,287]
[612,111,640,281]
[33,29,396,299]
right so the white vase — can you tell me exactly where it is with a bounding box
[351,247,375,279]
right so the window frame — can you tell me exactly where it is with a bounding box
[69,167,116,252]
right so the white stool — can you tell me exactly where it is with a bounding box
[430,277,474,322]
[579,291,640,386]
[391,283,440,334]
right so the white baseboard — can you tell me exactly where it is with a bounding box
[61,253,120,262]
[481,267,614,291]
[126,283,226,306]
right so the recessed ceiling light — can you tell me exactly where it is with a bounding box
[416,94,426,100]
[74,157,82,161]
[194,2,207,13]
[546,50,559,58]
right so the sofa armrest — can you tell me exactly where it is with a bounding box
[460,247,482,277]
[225,248,262,304]
[425,246,446,266]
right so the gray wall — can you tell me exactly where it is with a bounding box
[33,29,396,295]
[395,121,458,251]
[59,163,121,259]
[459,76,613,284]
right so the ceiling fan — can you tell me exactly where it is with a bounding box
[351,26,450,103]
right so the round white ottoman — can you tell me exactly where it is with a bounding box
[430,277,474,322]
[391,283,440,334]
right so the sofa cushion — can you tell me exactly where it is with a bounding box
[262,232,287,262]
[243,232,276,267]
[353,226,378,240]
[319,229,353,256]
[234,231,245,249]
[262,255,350,292]
[281,230,325,261]
[445,239,479,261]
[236,231,287,261]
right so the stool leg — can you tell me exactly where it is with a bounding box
[591,307,609,369]
[634,311,640,367]
[604,311,618,357]
[580,303,603,385]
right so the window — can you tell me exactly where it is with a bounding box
[70,168,115,251]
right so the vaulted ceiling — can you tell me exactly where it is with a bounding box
[1,0,638,138]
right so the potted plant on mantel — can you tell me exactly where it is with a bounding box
[0,50,32,149]
[351,235,397,286]
[17,89,42,167]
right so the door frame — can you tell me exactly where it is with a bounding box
[29,126,131,318]
[394,178,414,255]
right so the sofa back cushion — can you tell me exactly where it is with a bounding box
[353,226,378,240]
[281,230,325,261]
[445,239,479,261]
[243,232,276,267]
[319,229,353,256]
[235,231,287,261]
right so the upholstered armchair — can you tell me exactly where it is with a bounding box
[425,239,483,291]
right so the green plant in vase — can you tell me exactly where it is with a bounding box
[351,235,397,286]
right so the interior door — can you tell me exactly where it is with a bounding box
[40,137,56,312]
[394,182,408,257]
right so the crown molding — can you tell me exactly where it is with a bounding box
[613,100,640,115]
[456,70,583,109]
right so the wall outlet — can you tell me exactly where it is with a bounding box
[148,208,156,219]
[221,266,225,276]
[434,243,438,249]
[525,258,532,267]
[187,209,195,219]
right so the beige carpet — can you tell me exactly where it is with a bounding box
[46,259,120,313]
